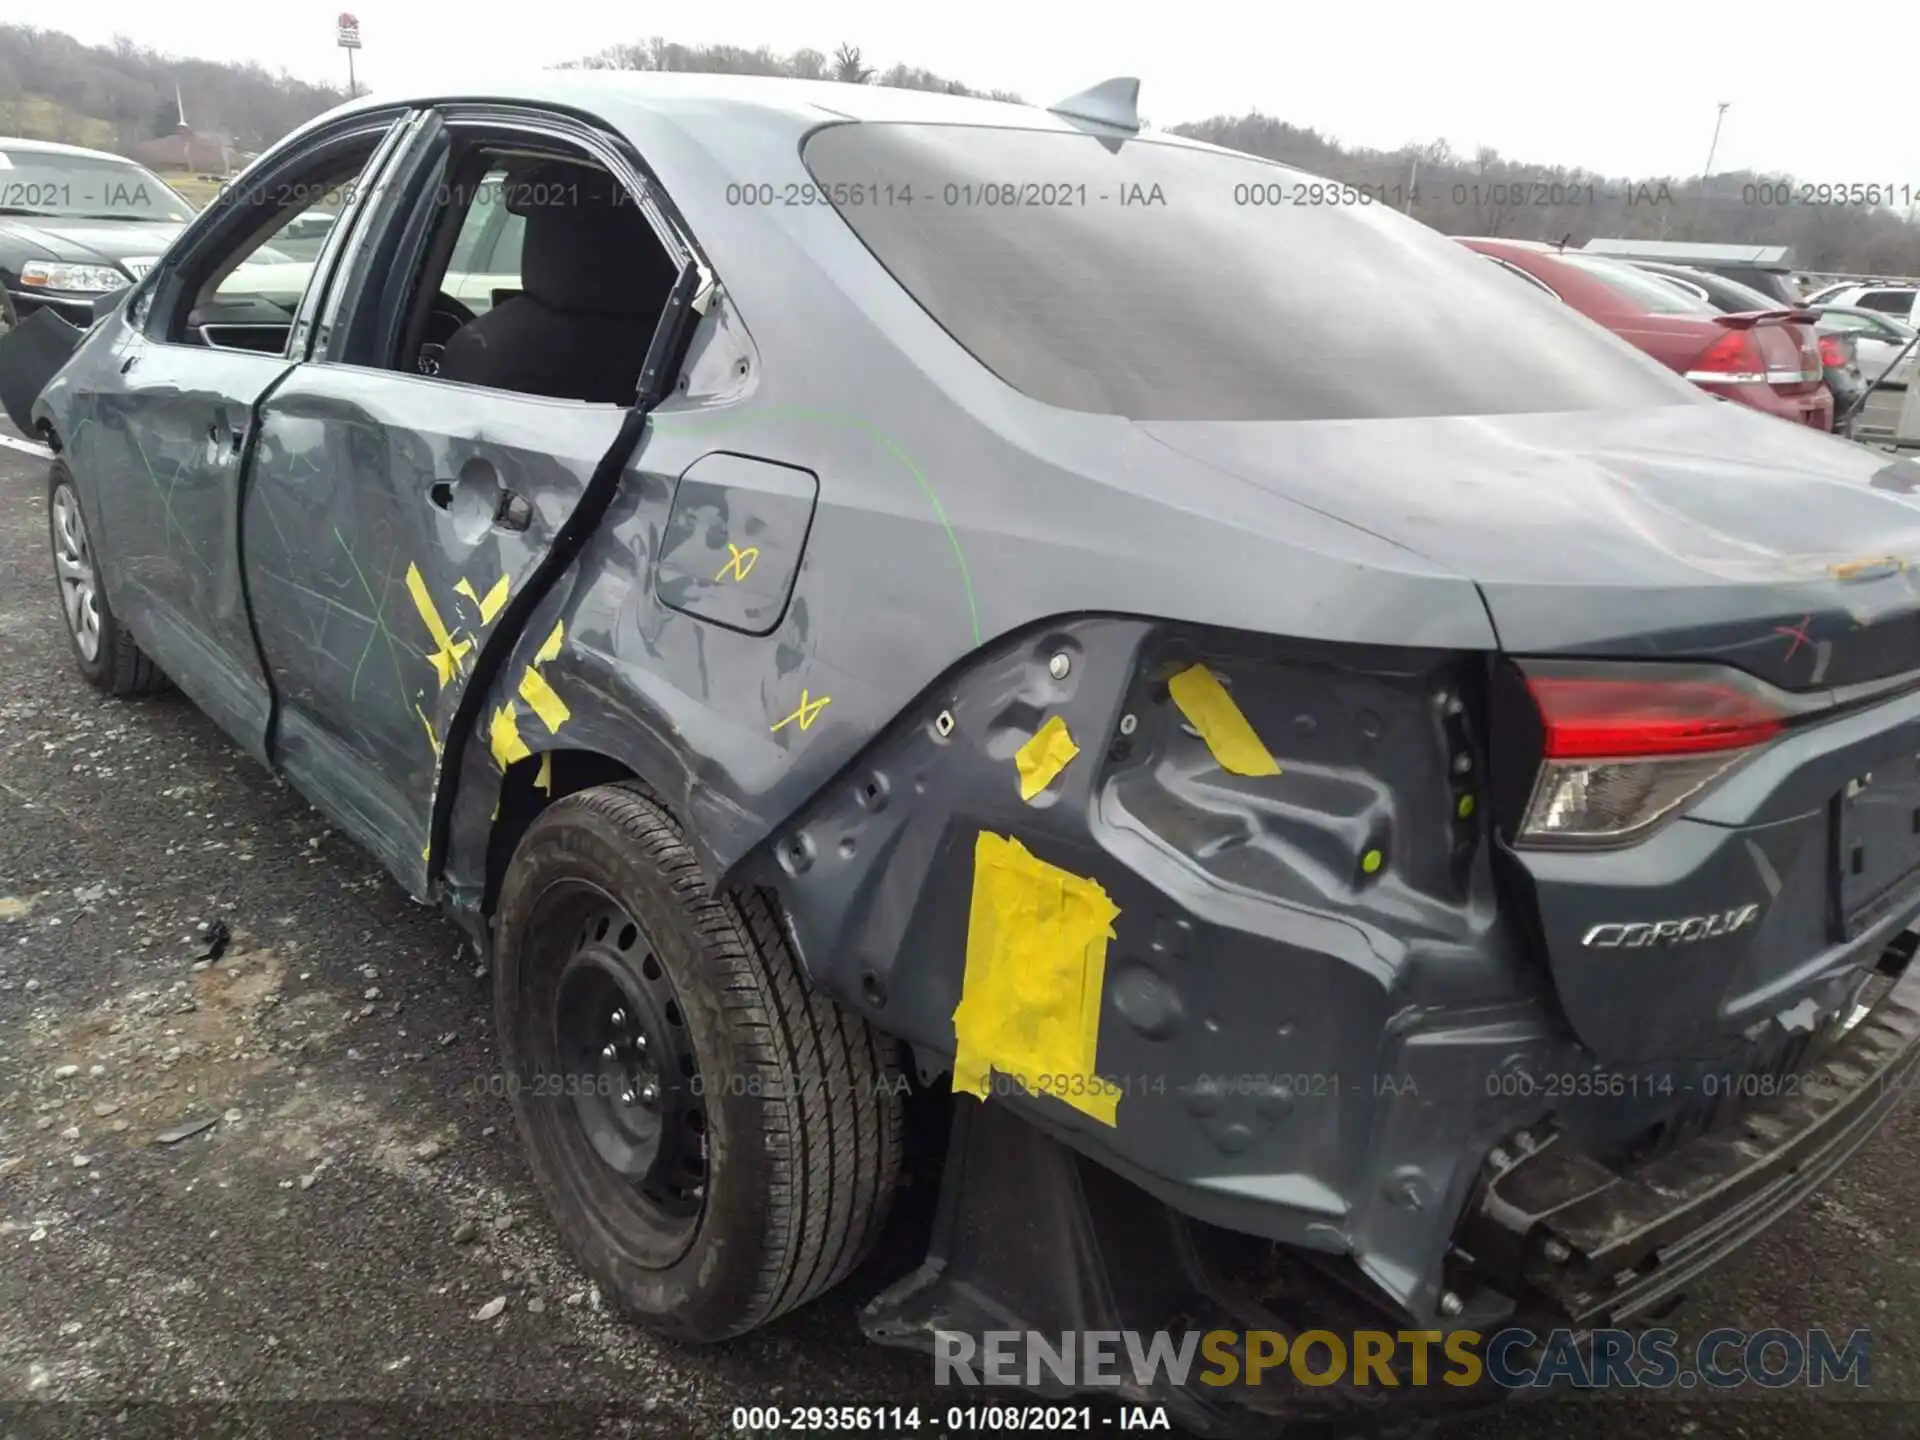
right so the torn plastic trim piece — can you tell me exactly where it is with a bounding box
[1461,954,1920,1326]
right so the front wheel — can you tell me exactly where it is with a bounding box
[48,464,164,695]
[494,781,906,1341]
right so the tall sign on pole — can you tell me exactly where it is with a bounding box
[337,13,362,97]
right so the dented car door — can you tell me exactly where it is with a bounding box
[26,112,417,762]
[239,106,688,897]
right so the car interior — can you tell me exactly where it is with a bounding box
[402,149,679,403]
[167,135,680,408]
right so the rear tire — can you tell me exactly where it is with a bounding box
[48,463,164,696]
[494,781,905,1341]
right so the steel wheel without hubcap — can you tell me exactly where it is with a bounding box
[52,482,101,662]
[553,892,707,1231]
[496,782,905,1341]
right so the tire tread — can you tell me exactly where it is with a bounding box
[548,781,903,1332]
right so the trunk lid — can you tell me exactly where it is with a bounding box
[1138,401,1920,693]
[1141,400,1920,1062]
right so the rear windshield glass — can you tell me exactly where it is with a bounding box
[1558,254,1717,315]
[1689,272,1780,312]
[801,123,1694,421]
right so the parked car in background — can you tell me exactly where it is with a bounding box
[270,208,338,259]
[178,168,526,372]
[1803,282,1920,327]
[1627,260,1869,434]
[1576,239,1804,308]
[0,137,197,332]
[1459,238,1832,430]
[1813,304,1920,391]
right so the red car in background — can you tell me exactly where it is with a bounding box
[1457,237,1833,431]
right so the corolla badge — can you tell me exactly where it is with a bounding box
[1581,903,1762,949]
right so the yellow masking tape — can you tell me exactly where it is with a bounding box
[1168,664,1281,777]
[405,564,472,687]
[414,703,442,758]
[1014,715,1080,801]
[456,574,511,624]
[519,668,571,734]
[489,702,530,769]
[951,832,1122,1127]
[533,620,565,666]
[534,751,553,795]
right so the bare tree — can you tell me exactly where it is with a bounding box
[831,43,872,84]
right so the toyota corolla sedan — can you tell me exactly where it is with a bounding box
[6,73,1920,1435]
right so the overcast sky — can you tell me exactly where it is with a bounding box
[29,0,1919,184]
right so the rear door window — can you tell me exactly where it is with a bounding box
[1857,289,1917,316]
[801,122,1691,421]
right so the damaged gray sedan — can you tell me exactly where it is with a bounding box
[12,70,1920,1434]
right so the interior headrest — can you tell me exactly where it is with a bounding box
[515,162,660,316]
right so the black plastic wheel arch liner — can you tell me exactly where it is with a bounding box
[863,1097,1506,1438]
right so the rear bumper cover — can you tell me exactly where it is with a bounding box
[1459,953,1920,1327]
[863,949,1920,1433]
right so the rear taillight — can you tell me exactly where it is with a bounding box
[1684,329,1768,385]
[1516,666,1785,846]
[1818,334,1847,369]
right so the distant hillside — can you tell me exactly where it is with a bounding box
[1,26,1911,274]
[1169,113,1920,276]
[0,25,345,158]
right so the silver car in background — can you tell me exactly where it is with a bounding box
[1815,304,1918,391]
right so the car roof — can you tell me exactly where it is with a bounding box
[1630,260,1712,277]
[1581,237,1794,269]
[0,135,143,163]
[320,70,1229,154]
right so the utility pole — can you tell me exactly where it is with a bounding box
[1694,100,1730,239]
[1702,102,1730,188]
[1405,155,1419,214]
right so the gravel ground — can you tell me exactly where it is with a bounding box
[2,422,1919,1440]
